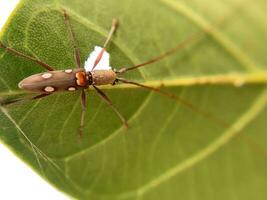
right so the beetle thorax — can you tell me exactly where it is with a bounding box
[75,71,88,87]
[88,70,117,86]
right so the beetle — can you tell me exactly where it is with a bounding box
[0,9,227,137]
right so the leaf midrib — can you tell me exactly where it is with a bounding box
[1,72,267,98]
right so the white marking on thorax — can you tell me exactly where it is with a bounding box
[76,80,81,85]
[42,73,53,79]
[44,86,55,92]
[84,46,112,72]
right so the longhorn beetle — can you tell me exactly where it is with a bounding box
[0,9,229,137]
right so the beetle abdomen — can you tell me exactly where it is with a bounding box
[19,68,88,93]
[91,70,116,86]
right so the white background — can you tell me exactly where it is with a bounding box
[0,1,69,199]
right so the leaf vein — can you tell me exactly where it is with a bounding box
[161,0,262,72]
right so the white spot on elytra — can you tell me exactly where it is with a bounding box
[42,73,52,79]
[65,69,72,73]
[68,87,76,91]
[84,46,112,72]
[44,86,55,92]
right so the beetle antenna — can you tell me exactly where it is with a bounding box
[115,2,243,75]
[0,93,51,106]
[116,30,205,74]
[0,42,55,71]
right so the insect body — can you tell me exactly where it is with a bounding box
[18,68,117,93]
[0,9,227,137]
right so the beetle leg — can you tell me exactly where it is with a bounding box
[62,9,81,69]
[0,93,52,106]
[91,19,119,71]
[79,89,87,137]
[116,78,228,128]
[93,85,128,128]
[0,42,55,71]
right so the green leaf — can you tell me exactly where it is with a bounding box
[1,0,267,199]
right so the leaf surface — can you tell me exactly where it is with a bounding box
[0,0,267,199]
